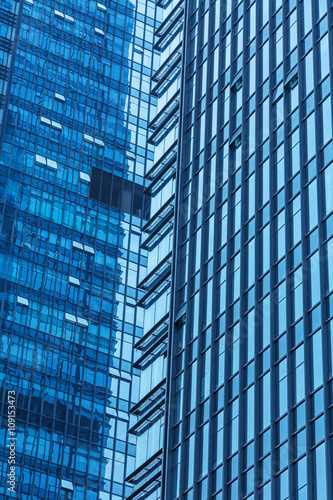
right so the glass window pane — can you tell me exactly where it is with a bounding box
[305,52,314,96]
[306,112,316,161]
[307,180,318,231]
[310,252,320,307]
[324,163,333,216]
[316,444,327,499]
[321,96,332,146]
[319,34,330,81]
[312,330,323,390]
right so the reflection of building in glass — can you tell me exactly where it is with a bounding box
[0,1,155,499]
[133,1,333,499]
[126,1,182,498]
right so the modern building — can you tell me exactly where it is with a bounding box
[131,0,333,499]
[125,0,182,498]
[0,0,156,499]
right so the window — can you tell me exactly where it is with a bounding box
[248,3,256,42]
[89,168,148,218]
[306,112,316,161]
[312,330,323,390]
[248,56,256,97]
[315,444,327,498]
[185,434,195,489]
[319,34,330,81]
[287,11,297,53]
[261,373,270,430]
[321,96,332,146]
[260,0,269,28]
[261,41,269,83]
[310,249,321,303]
[327,239,333,292]
[246,385,254,442]
[302,0,312,37]
[307,179,318,231]
[199,423,209,477]
[304,51,314,96]
[324,163,333,216]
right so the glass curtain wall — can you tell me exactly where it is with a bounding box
[0,1,156,499]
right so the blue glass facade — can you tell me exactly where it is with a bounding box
[0,0,156,499]
[132,0,333,499]
[125,1,181,498]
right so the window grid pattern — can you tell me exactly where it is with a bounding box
[163,0,333,499]
[126,1,183,499]
[0,0,156,499]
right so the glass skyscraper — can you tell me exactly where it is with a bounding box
[131,0,333,499]
[0,0,156,499]
[125,0,182,498]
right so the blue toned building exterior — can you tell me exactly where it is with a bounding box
[0,0,156,499]
[132,0,333,499]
